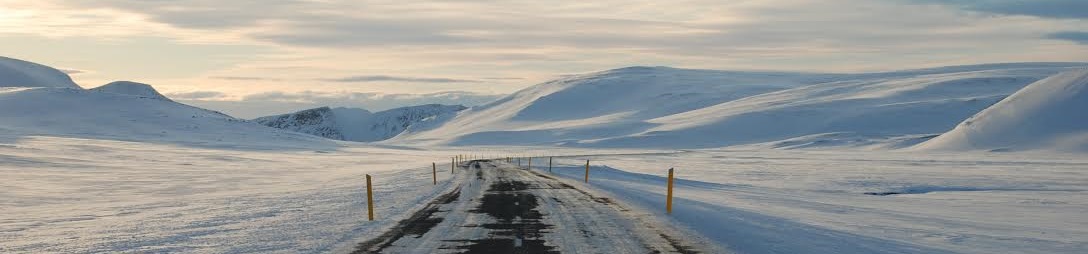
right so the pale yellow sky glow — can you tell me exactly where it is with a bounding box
[2,0,1087,117]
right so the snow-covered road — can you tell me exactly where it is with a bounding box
[352,160,704,253]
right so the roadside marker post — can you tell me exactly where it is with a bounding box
[366,174,375,221]
[451,157,455,174]
[548,157,553,173]
[667,168,674,214]
[432,162,437,185]
[583,160,591,183]
[528,157,532,170]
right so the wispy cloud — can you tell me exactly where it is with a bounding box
[321,75,478,83]
[1047,31,1088,44]
[210,76,282,81]
[7,0,1088,99]
[907,0,1088,19]
[166,91,227,100]
[58,68,87,74]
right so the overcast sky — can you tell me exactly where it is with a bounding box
[2,0,1087,117]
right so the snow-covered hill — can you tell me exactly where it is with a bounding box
[916,69,1088,152]
[591,64,1079,148]
[389,63,1088,149]
[0,56,81,89]
[387,66,837,146]
[254,104,466,142]
[0,87,333,148]
[89,81,171,101]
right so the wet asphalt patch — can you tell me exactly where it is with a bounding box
[456,177,558,253]
[352,188,462,253]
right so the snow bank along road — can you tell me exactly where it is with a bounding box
[352,159,704,254]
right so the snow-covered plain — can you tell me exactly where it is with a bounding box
[0,135,466,253]
[3,140,1085,253]
[536,150,1088,254]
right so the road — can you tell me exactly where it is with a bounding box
[351,160,702,254]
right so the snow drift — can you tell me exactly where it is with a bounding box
[254,104,466,142]
[89,81,171,101]
[0,56,81,89]
[916,69,1088,152]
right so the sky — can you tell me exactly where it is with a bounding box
[2,0,1087,118]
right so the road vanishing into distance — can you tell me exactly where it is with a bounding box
[352,160,702,254]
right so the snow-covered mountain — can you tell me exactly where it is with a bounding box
[89,81,171,101]
[254,104,466,142]
[0,57,333,148]
[387,63,1088,150]
[0,56,81,89]
[0,87,334,148]
[916,69,1088,152]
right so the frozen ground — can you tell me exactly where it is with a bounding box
[537,150,1088,253]
[0,135,463,253]
[2,137,1085,253]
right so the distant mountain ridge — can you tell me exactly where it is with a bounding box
[4,55,1087,152]
[253,104,466,142]
[90,81,171,101]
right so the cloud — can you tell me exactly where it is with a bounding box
[21,0,1088,85]
[321,75,478,83]
[908,0,1088,19]
[58,68,86,74]
[165,91,227,100]
[1048,31,1088,44]
[210,76,281,81]
[480,76,526,80]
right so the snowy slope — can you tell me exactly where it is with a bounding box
[916,69,1088,152]
[390,63,1087,149]
[254,104,466,142]
[0,87,333,148]
[590,65,1079,148]
[89,81,171,101]
[389,66,837,146]
[0,56,81,89]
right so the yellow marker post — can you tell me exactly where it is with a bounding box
[667,168,674,214]
[432,162,437,185]
[583,160,591,182]
[366,174,375,221]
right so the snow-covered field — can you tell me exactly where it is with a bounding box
[0,135,465,253]
[3,137,1085,253]
[540,150,1088,253]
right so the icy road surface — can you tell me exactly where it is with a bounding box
[353,160,704,254]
